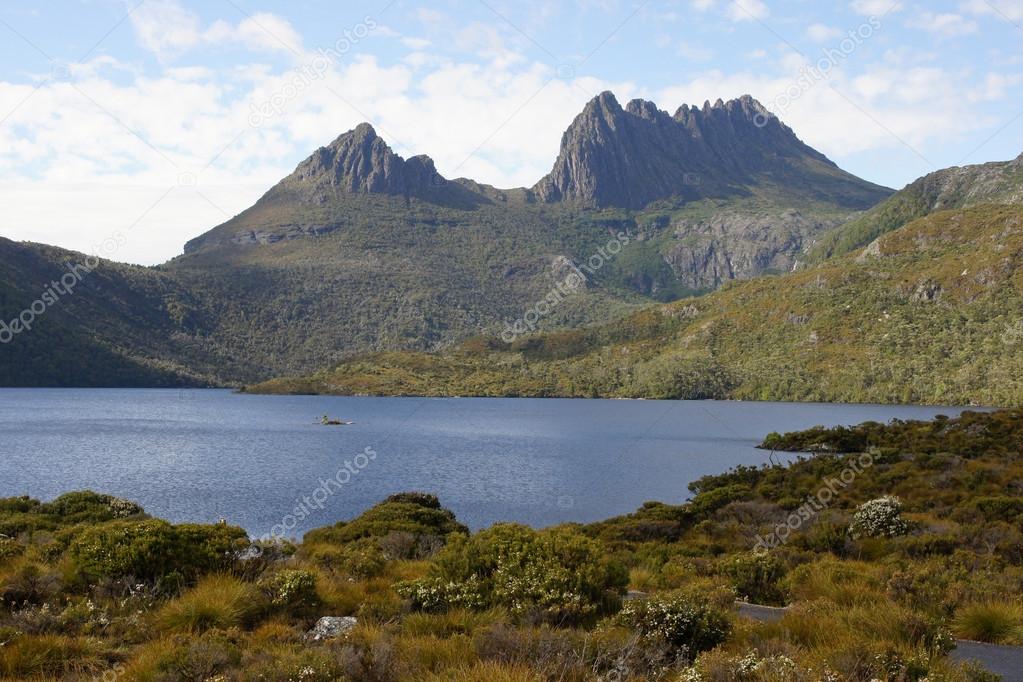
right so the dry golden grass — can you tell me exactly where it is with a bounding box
[954,601,1023,644]
[0,633,107,680]
[155,574,261,633]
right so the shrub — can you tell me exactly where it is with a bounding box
[304,493,467,545]
[953,602,1023,644]
[616,591,731,655]
[41,491,144,521]
[68,520,248,582]
[307,538,386,578]
[721,552,787,605]
[954,496,1023,524]
[397,524,627,624]
[849,496,909,539]
[258,570,318,611]
[154,631,242,680]
[157,574,261,633]
[684,650,834,682]
[0,561,61,607]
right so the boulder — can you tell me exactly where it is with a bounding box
[306,616,358,642]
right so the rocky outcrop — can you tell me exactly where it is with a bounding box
[663,209,844,290]
[305,616,358,641]
[533,92,891,210]
[267,123,493,211]
[913,156,1023,210]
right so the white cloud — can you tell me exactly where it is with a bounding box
[727,0,769,21]
[656,57,1002,162]
[401,37,432,50]
[205,13,305,54]
[805,23,844,42]
[962,0,1023,21]
[128,0,303,60]
[851,0,903,15]
[128,0,203,57]
[911,12,978,36]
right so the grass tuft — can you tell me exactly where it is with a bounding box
[156,574,261,633]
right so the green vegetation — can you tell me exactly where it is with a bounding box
[252,204,1023,406]
[2,408,1021,679]
[0,187,867,388]
[807,153,1023,262]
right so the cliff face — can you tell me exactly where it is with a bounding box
[663,210,835,290]
[533,92,890,210]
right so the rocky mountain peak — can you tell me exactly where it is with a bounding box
[236,123,498,214]
[533,92,888,210]
[289,123,442,196]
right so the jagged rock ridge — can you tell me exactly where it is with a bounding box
[533,92,890,210]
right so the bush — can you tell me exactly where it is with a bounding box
[68,520,248,583]
[307,538,386,578]
[397,524,627,624]
[849,497,910,539]
[154,630,242,680]
[258,570,318,612]
[0,561,61,607]
[954,496,1023,524]
[721,552,787,605]
[304,493,467,545]
[40,491,144,521]
[616,591,731,655]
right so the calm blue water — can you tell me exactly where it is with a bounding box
[0,390,971,538]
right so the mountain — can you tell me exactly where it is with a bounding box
[533,93,890,210]
[807,152,1023,262]
[250,203,1023,407]
[2,92,892,387]
[0,238,240,386]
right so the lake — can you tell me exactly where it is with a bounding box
[0,389,973,538]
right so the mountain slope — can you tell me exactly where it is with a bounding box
[807,152,1023,262]
[0,238,239,386]
[250,204,1023,407]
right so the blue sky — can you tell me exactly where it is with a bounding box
[1,0,1022,264]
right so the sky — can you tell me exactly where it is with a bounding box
[1,0,1022,265]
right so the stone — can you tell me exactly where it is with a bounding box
[306,616,358,642]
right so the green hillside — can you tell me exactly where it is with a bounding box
[249,204,1023,407]
[806,153,1023,262]
[0,238,241,387]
